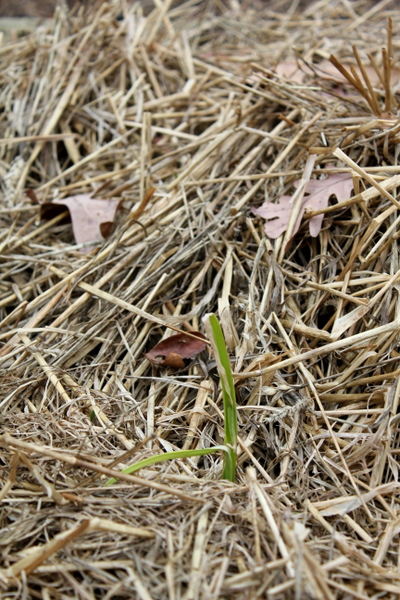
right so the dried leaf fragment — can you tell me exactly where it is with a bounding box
[145,332,207,368]
[253,173,353,239]
[273,59,400,90]
[34,192,122,251]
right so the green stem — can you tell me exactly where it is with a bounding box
[203,313,237,481]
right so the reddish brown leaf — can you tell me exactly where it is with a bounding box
[252,173,353,239]
[162,353,186,369]
[38,193,121,252]
[145,332,207,368]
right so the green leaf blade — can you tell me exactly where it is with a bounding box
[203,313,237,481]
[105,445,228,486]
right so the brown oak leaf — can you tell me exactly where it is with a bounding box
[33,192,121,252]
[252,173,353,239]
[145,332,207,368]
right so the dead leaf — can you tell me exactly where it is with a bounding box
[271,59,400,91]
[321,59,400,90]
[161,352,186,369]
[145,332,207,368]
[37,193,121,252]
[252,173,353,239]
[274,61,307,84]
[302,175,354,235]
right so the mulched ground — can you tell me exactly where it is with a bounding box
[1,0,400,598]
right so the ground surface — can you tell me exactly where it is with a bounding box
[1,0,400,598]
[0,0,77,17]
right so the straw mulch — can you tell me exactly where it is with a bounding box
[1,0,400,597]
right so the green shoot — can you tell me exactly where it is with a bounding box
[105,313,237,486]
[105,445,227,486]
[202,313,237,481]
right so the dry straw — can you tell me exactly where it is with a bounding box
[1,0,400,598]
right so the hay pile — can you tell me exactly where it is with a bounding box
[1,0,400,597]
